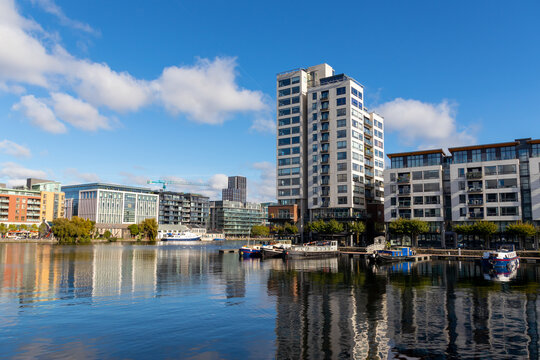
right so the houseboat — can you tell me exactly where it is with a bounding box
[260,240,292,259]
[369,247,415,263]
[160,231,201,242]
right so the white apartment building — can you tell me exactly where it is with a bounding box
[276,64,384,229]
[384,138,540,248]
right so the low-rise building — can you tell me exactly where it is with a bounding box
[209,200,265,237]
[0,187,41,225]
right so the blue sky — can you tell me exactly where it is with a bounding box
[0,0,539,201]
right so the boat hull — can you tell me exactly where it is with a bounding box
[161,237,201,242]
[239,248,261,259]
[283,250,339,259]
[481,257,519,272]
[370,254,413,263]
[261,247,285,259]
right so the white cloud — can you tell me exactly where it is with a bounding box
[248,162,276,203]
[51,92,111,131]
[119,171,150,187]
[30,0,96,34]
[0,140,31,158]
[64,168,100,183]
[250,116,276,134]
[0,161,47,187]
[154,58,267,124]
[12,95,67,133]
[374,98,477,149]
[71,61,151,112]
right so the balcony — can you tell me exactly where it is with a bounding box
[397,176,410,183]
[467,187,483,193]
[468,199,484,206]
[467,172,482,179]
[364,119,373,127]
[398,203,411,208]
[364,129,373,137]
[320,93,329,100]
[365,150,373,157]
[468,212,484,219]
[398,189,411,196]
[321,191,330,196]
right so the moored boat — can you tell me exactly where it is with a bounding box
[283,241,338,259]
[481,245,519,273]
[239,245,262,259]
[369,247,414,263]
[260,240,292,259]
[161,231,201,241]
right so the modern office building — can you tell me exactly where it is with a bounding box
[63,183,159,237]
[384,138,540,248]
[209,200,265,237]
[275,64,384,235]
[155,190,209,228]
[222,176,247,203]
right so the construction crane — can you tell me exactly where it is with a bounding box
[147,179,211,190]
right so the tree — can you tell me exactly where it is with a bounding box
[18,224,28,231]
[348,221,366,246]
[506,221,536,249]
[284,223,298,235]
[251,225,270,237]
[39,222,49,238]
[325,219,344,234]
[139,218,158,241]
[51,217,95,243]
[128,224,140,238]
[454,224,474,236]
[103,230,112,240]
[8,224,17,232]
[30,224,38,232]
[306,220,326,234]
[389,218,429,247]
[0,223,7,238]
[472,221,498,249]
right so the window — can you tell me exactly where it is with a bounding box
[424,183,440,192]
[292,178,300,185]
[498,164,516,174]
[292,146,300,154]
[337,141,347,149]
[278,98,291,106]
[336,108,346,116]
[390,197,397,206]
[336,98,346,106]
[278,88,290,97]
[487,193,498,202]
[454,151,467,164]
[291,76,300,84]
[278,158,290,166]
[500,146,516,160]
[500,206,518,216]
[291,106,300,114]
[391,209,397,218]
[337,87,346,95]
[413,196,423,205]
[338,197,347,204]
[291,116,300,124]
[352,163,362,172]
[278,128,290,136]
[425,196,440,204]
[352,130,362,140]
[407,155,423,167]
[291,157,300,165]
[291,96,300,104]
[486,148,497,161]
[337,152,347,160]
[414,209,424,218]
[425,208,441,217]
[312,165,318,173]
[485,166,496,175]
[291,167,300,175]
[321,112,329,120]
[278,78,290,87]
[337,130,347,138]
[500,192,518,202]
[278,118,291,127]
[413,184,423,192]
[423,170,439,179]
[278,168,290,176]
[458,168,465,178]
[459,181,465,190]
[312,134,317,141]
[487,207,498,216]
[337,163,347,171]
[312,113,318,121]
[278,138,290,146]
[427,153,441,165]
[459,208,467,217]
[337,174,347,182]
[459,194,466,204]
[312,92,317,100]
[498,178,517,188]
[278,189,290,196]
[291,188,300,196]
[471,149,481,162]
[485,179,497,189]
[532,143,540,157]
[337,119,346,127]
[278,108,290,116]
[278,179,291,186]
[291,126,300,134]
[390,173,396,182]
[312,124,317,132]
[338,185,347,193]
[412,171,422,180]
[291,136,300,144]
[291,86,300,94]
[391,157,404,169]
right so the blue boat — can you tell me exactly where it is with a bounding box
[239,245,261,259]
[369,247,415,263]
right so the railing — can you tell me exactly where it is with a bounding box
[468,200,484,206]
[466,172,482,179]
[398,189,411,195]
[469,212,484,219]
[467,187,483,193]
[397,177,410,183]
[398,203,411,208]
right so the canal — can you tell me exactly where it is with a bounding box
[0,242,538,359]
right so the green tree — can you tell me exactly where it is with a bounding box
[454,224,474,236]
[128,224,139,238]
[389,218,429,247]
[325,219,344,234]
[39,222,49,238]
[306,219,326,233]
[472,221,498,249]
[251,225,270,237]
[8,224,17,232]
[19,224,28,231]
[51,217,95,243]
[30,224,38,232]
[506,221,536,249]
[284,223,298,235]
[0,223,7,238]
[103,230,112,240]
[348,221,366,245]
[139,218,158,241]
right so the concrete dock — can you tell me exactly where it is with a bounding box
[219,249,239,254]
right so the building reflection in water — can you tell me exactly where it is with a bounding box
[268,258,540,359]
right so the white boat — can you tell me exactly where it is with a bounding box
[481,245,520,273]
[283,241,339,259]
[260,240,292,258]
[160,231,201,242]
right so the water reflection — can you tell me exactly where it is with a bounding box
[0,243,539,359]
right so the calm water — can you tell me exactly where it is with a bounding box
[1,243,539,359]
